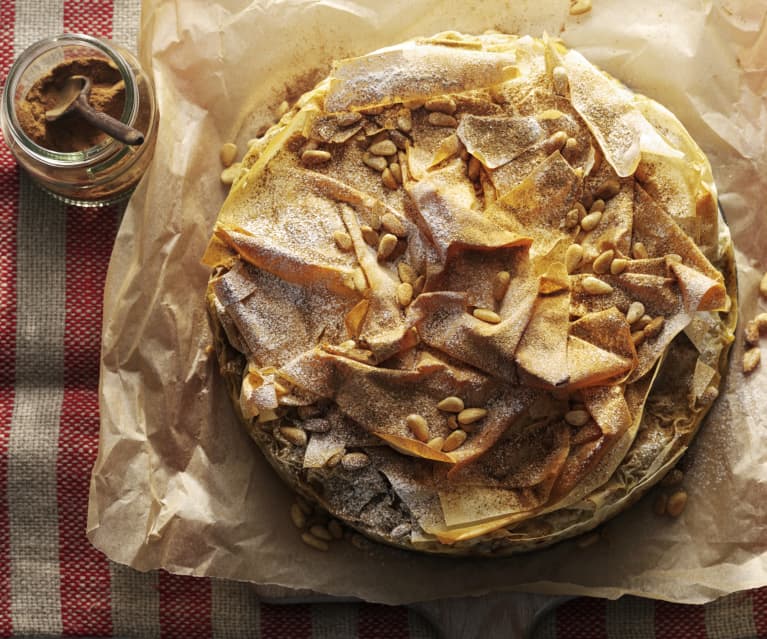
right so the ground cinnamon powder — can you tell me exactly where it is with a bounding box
[17,56,126,152]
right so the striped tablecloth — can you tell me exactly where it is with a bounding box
[0,1,765,637]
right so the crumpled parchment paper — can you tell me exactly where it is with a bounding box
[88,0,767,605]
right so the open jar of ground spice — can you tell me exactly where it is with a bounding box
[1,33,157,206]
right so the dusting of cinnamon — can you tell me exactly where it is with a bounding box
[17,57,125,152]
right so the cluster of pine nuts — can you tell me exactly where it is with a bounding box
[743,272,767,374]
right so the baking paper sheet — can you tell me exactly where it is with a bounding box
[88,0,767,605]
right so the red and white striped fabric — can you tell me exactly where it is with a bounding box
[0,1,765,637]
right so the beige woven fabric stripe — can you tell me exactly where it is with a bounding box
[7,0,66,622]
[211,580,262,638]
[7,177,67,638]
[109,564,161,637]
[705,592,757,639]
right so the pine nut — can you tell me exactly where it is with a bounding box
[473,308,502,324]
[743,346,761,374]
[570,0,592,14]
[280,426,307,446]
[437,396,464,413]
[219,142,238,167]
[595,178,620,200]
[592,249,614,274]
[382,168,398,189]
[544,130,568,153]
[369,139,397,156]
[626,301,646,325]
[745,320,760,346]
[389,162,403,185]
[492,271,511,301]
[396,282,414,307]
[310,525,333,541]
[220,163,242,185]
[427,436,445,451]
[333,230,353,252]
[361,225,379,246]
[377,233,398,260]
[326,451,344,468]
[632,242,649,259]
[580,211,603,232]
[565,409,590,426]
[458,407,487,425]
[301,532,329,551]
[442,429,468,452]
[564,208,581,229]
[397,110,413,132]
[666,490,688,517]
[424,96,457,114]
[341,452,370,470]
[363,153,388,171]
[760,272,767,298]
[565,244,584,274]
[636,314,653,330]
[290,503,307,529]
[337,111,362,127]
[427,112,458,127]
[610,258,628,275]
[631,330,646,347]
[582,276,613,295]
[643,316,665,339]
[381,213,406,237]
[301,149,332,165]
[398,262,415,284]
[589,198,606,213]
[406,414,429,442]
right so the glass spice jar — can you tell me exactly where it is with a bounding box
[0,33,158,207]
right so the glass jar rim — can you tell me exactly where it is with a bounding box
[2,32,140,168]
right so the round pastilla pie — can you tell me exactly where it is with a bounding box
[203,32,737,555]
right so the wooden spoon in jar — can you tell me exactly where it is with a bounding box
[45,75,144,146]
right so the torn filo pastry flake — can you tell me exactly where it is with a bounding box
[202,32,737,555]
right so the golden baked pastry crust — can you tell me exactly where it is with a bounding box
[204,32,736,554]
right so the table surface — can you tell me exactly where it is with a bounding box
[0,1,765,637]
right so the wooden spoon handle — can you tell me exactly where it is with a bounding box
[73,95,144,146]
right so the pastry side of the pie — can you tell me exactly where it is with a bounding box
[203,32,737,555]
